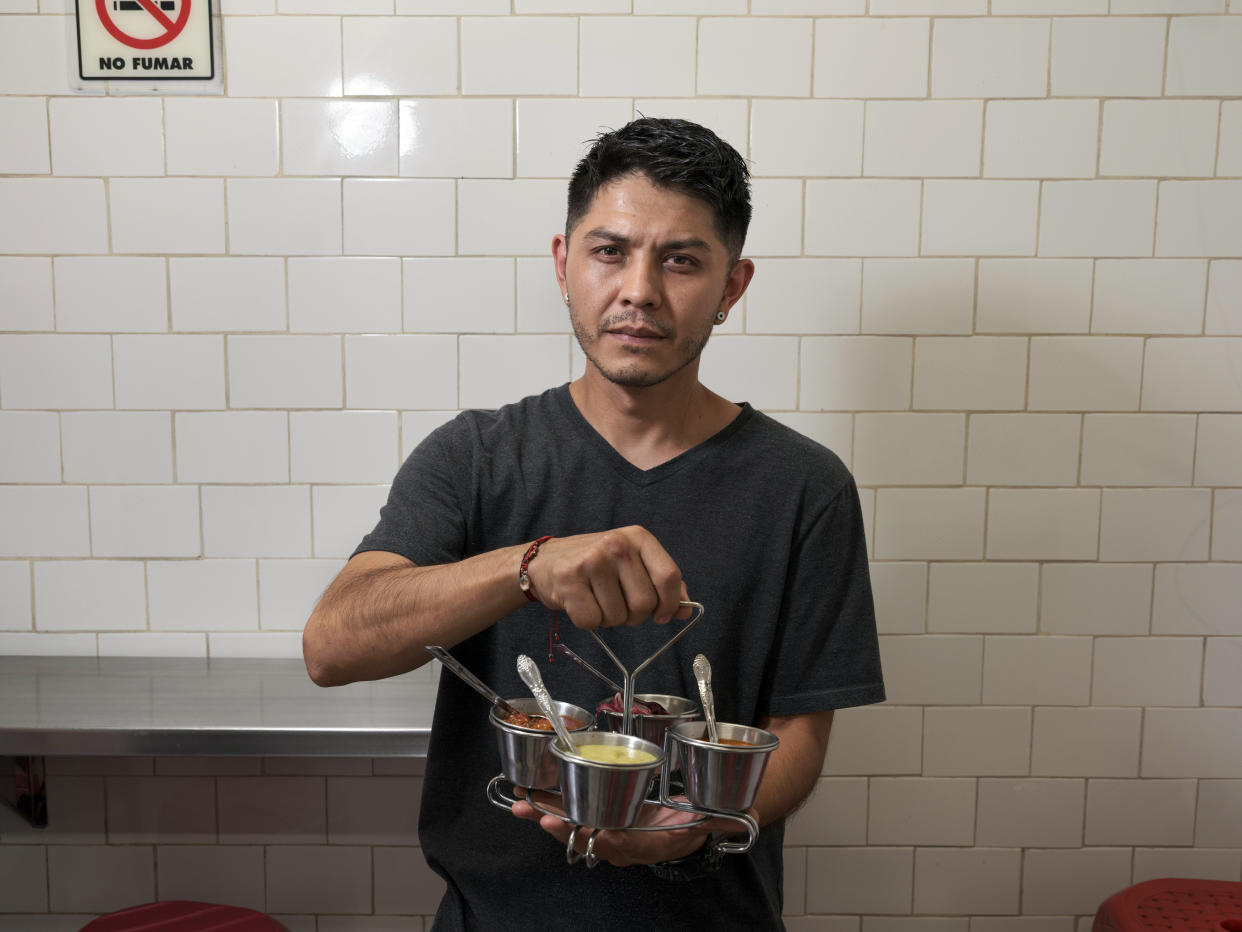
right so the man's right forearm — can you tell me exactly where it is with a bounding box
[302,546,532,687]
[304,527,687,686]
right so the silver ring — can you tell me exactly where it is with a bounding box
[585,831,600,868]
[565,825,583,865]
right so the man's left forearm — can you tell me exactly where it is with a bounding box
[751,708,835,828]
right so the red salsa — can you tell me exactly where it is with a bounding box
[502,710,586,731]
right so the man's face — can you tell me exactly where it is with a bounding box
[553,173,752,390]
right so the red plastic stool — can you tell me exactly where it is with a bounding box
[80,900,290,931]
[1093,878,1242,932]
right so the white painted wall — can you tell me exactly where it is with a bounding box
[1,1,1241,928]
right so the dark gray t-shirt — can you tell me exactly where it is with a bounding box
[356,384,884,931]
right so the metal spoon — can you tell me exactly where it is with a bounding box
[516,654,576,752]
[693,653,720,744]
[426,646,521,720]
[553,642,623,695]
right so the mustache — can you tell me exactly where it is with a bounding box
[598,310,673,337]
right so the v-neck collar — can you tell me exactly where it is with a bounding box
[552,384,754,487]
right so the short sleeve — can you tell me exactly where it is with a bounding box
[764,477,886,716]
[353,421,468,567]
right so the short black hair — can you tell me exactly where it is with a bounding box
[566,117,752,262]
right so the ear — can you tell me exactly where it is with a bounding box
[718,258,755,316]
[552,234,569,298]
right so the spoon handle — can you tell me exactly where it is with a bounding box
[693,653,719,744]
[426,645,519,719]
[553,642,623,695]
[516,654,576,750]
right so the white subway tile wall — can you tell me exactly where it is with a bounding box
[1,4,1240,928]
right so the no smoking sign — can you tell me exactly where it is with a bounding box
[76,0,214,80]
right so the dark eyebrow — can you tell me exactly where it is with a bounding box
[582,227,714,254]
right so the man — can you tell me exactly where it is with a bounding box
[303,117,884,930]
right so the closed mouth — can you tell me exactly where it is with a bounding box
[600,313,671,341]
[608,326,663,339]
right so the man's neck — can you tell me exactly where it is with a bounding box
[569,367,741,471]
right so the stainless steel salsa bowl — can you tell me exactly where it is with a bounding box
[551,731,666,829]
[489,698,593,790]
[667,720,779,813]
[596,693,700,749]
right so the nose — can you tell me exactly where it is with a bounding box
[619,252,661,308]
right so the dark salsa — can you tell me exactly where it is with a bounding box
[595,692,668,716]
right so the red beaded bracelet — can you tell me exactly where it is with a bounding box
[518,535,553,602]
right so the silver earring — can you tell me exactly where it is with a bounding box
[564,292,570,303]
[715,311,726,322]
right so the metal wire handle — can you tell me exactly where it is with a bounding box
[588,600,706,736]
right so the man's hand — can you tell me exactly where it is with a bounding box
[510,794,748,868]
[304,525,690,686]
[525,526,689,629]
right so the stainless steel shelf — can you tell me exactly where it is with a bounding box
[0,656,435,758]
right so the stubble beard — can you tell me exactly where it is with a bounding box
[571,309,715,389]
